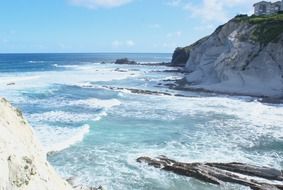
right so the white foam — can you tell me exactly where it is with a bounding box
[34,124,90,153]
[17,97,121,112]
[117,89,132,95]
[94,111,108,121]
[70,98,121,109]
[114,95,283,167]
[0,75,40,85]
[28,61,46,64]
[0,64,139,92]
[139,61,162,64]
[119,95,283,127]
[76,82,94,88]
[43,95,283,190]
[52,64,80,68]
[29,111,106,123]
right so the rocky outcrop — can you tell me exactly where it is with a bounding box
[171,37,208,67]
[115,58,137,65]
[0,97,73,190]
[177,14,283,98]
[171,47,190,67]
[137,156,283,190]
[67,178,104,190]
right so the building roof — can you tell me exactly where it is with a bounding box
[273,1,282,5]
[254,0,282,6]
[253,1,271,6]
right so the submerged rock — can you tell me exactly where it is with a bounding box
[6,82,15,86]
[137,156,283,190]
[115,58,137,65]
[66,177,104,190]
[114,68,128,72]
[102,86,173,96]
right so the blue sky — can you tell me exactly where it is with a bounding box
[0,0,259,53]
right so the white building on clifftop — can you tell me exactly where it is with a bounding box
[254,0,283,16]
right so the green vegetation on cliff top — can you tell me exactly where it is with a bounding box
[172,13,283,65]
[235,13,283,45]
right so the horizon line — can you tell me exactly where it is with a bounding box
[0,52,173,54]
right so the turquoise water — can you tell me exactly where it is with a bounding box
[0,53,282,190]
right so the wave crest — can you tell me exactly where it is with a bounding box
[34,124,90,154]
[29,110,107,123]
[69,98,121,109]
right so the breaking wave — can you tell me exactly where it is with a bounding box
[34,124,90,154]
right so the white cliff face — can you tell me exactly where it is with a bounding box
[0,97,73,190]
[184,17,283,98]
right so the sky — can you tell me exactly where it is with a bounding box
[0,0,261,53]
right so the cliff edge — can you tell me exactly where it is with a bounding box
[172,14,283,98]
[0,97,73,190]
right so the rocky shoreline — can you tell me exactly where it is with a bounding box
[113,58,169,66]
[0,97,105,190]
[0,97,73,190]
[170,14,283,99]
[2,13,283,190]
[112,57,283,103]
[137,156,283,190]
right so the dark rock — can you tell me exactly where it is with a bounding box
[102,86,173,96]
[171,36,209,67]
[115,58,137,65]
[66,177,75,186]
[162,69,189,73]
[7,82,15,86]
[171,47,190,67]
[66,177,104,190]
[137,156,283,190]
[206,162,283,181]
[114,68,128,72]
[140,62,169,66]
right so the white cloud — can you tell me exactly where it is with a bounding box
[126,40,135,47]
[162,42,177,48]
[58,43,72,49]
[70,0,132,9]
[184,0,229,23]
[112,40,135,48]
[193,24,215,32]
[166,0,182,7]
[149,24,161,29]
[166,31,182,38]
[1,38,9,44]
[112,40,122,47]
[176,31,182,37]
[170,0,259,23]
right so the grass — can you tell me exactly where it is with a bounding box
[252,22,283,45]
[248,13,283,24]
[234,13,283,23]
[234,13,283,45]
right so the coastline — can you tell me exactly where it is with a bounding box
[0,97,103,190]
[170,78,283,104]
[1,53,282,190]
[0,97,73,190]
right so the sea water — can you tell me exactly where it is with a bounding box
[0,53,282,190]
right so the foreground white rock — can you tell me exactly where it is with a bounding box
[0,97,73,190]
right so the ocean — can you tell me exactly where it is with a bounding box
[0,53,282,190]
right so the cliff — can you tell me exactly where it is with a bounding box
[171,36,208,67]
[172,14,283,98]
[0,97,73,190]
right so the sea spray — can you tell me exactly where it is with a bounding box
[34,124,91,154]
